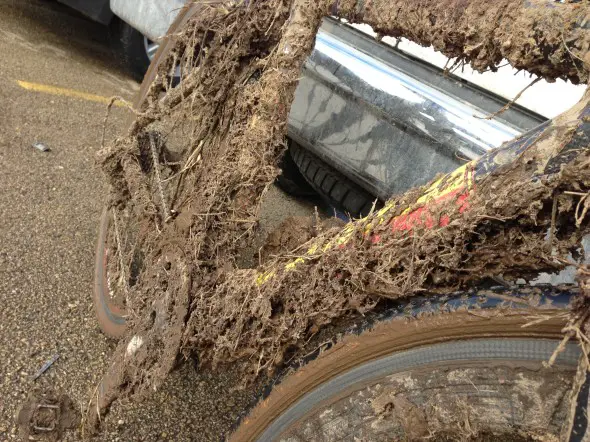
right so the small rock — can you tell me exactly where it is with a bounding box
[126,335,143,357]
[32,142,50,152]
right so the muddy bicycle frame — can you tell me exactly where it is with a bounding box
[91,3,590,439]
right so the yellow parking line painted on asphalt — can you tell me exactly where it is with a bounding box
[16,80,127,107]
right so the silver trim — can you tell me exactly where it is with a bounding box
[287,19,545,198]
[143,36,159,61]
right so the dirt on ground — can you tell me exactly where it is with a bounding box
[259,216,344,264]
[16,389,79,442]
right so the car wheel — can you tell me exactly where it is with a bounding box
[230,292,579,441]
[113,19,157,81]
[290,142,381,218]
[276,140,317,197]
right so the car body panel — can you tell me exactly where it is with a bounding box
[57,0,112,24]
[110,0,185,41]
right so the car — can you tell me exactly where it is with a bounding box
[56,0,184,79]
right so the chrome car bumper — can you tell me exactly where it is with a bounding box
[288,18,545,199]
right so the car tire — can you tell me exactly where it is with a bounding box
[276,141,317,197]
[290,141,381,218]
[113,18,152,81]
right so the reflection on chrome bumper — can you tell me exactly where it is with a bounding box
[288,18,545,199]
